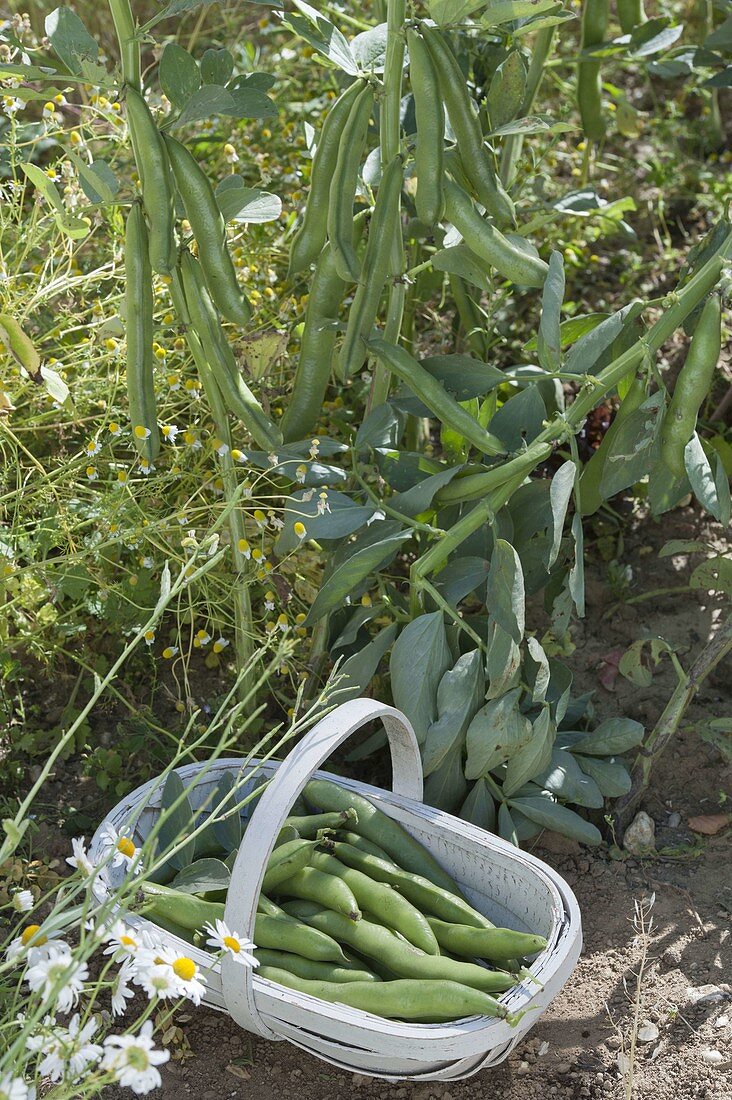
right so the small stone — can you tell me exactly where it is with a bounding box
[538,1041,550,1057]
[701,1049,723,1065]
[668,812,681,827]
[715,1015,729,1028]
[623,811,656,854]
[517,1061,531,1074]
[687,985,728,1004]
[556,1062,572,1074]
[637,1023,659,1044]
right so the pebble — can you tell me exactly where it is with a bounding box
[623,811,656,854]
[538,1041,550,1057]
[687,984,728,1004]
[668,812,681,827]
[556,1061,572,1074]
[517,1061,531,1074]
[637,1023,659,1043]
[715,1015,729,1028]
[701,1049,724,1065]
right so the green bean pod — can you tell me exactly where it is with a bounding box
[282,903,517,995]
[579,374,646,515]
[125,88,177,274]
[309,849,439,954]
[407,29,444,227]
[425,916,547,961]
[657,292,722,483]
[164,134,251,327]
[125,203,160,462]
[577,0,609,143]
[289,79,366,275]
[139,881,222,931]
[280,212,368,443]
[327,83,374,283]
[284,809,358,838]
[253,949,380,983]
[255,911,349,963]
[304,779,465,896]
[339,831,395,862]
[368,337,507,456]
[262,838,318,892]
[258,967,519,1022]
[274,864,362,921]
[443,179,548,288]
[338,153,404,380]
[420,25,514,228]
[179,252,282,451]
[321,839,494,930]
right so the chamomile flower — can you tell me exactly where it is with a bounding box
[101,1020,169,1094]
[211,439,229,456]
[162,646,178,659]
[102,920,158,960]
[143,629,155,646]
[293,521,307,540]
[108,421,122,436]
[237,538,251,559]
[110,958,136,1016]
[212,637,229,654]
[25,943,89,1013]
[193,629,211,648]
[37,1013,103,1082]
[5,924,56,964]
[0,1073,34,1100]
[67,837,97,877]
[203,919,258,966]
[133,958,180,1001]
[86,466,98,481]
[99,824,140,870]
[139,460,155,476]
[161,423,179,442]
[133,425,151,441]
[264,591,275,612]
[253,509,267,528]
[295,463,307,484]
[11,889,33,914]
[158,950,207,1004]
[85,438,102,457]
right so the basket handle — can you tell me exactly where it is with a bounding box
[221,698,422,1038]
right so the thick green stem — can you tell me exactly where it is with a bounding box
[500,26,556,188]
[367,0,406,412]
[108,0,141,89]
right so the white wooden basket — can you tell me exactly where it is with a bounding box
[89,698,582,1081]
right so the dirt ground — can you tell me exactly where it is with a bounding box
[96,505,730,1100]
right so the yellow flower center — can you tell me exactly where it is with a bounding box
[223,936,240,953]
[120,934,137,947]
[172,956,196,981]
[117,836,136,858]
[21,924,46,946]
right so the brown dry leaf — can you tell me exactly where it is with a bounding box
[226,1064,251,1080]
[687,813,730,836]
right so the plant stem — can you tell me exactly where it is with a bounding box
[500,25,556,188]
[612,612,732,830]
[108,0,141,89]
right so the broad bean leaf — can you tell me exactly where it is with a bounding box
[536,748,604,808]
[429,0,485,25]
[685,433,729,524]
[571,716,644,755]
[285,1,358,74]
[67,154,118,205]
[599,394,663,498]
[546,658,573,724]
[525,311,607,353]
[498,801,519,844]
[465,687,532,779]
[433,556,490,606]
[481,0,558,27]
[201,48,234,85]
[420,354,506,399]
[356,404,402,449]
[487,50,526,129]
[690,556,732,596]
[618,636,672,686]
[503,707,556,796]
[422,650,484,777]
[45,8,98,74]
[537,250,565,374]
[485,620,522,698]
[629,17,684,57]
[564,300,644,376]
[432,242,491,293]
[486,540,525,645]
[547,461,576,569]
[508,796,602,844]
[305,528,410,624]
[216,177,282,223]
[488,385,546,450]
[157,772,196,871]
[424,748,468,812]
[569,511,585,617]
[210,772,243,853]
[172,858,230,894]
[460,779,497,832]
[335,623,399,704]
[331,604,383,651]
[390,612,452,744]
[21,163,89,239]
[159,43,200,110]
[525,636,551,702]
[276,490,375,555]
[391,467,462,516]
[240,448,347,487]
[574,755,632,798]
[350,23,389,72]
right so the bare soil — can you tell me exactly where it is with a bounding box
[99,505,732,1100]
